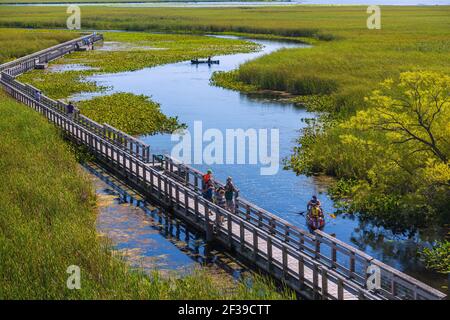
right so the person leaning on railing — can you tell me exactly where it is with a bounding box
[225,177,239,214]
[66,101,75,119]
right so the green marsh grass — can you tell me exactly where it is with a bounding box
[0,28,80,63]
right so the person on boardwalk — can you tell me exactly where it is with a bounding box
[203,177,214,201]
[215,187,226,224]
[34,90,41,103]
[225,176,238,213]
[202,169,213,193]
[66,101,75,119]
[216,187,226,209]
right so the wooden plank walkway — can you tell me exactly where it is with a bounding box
[0,33,446,300]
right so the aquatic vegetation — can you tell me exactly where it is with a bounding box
[66,32,258,74]
[16,29,257,135]
[77,93,184,136]
[420,241,450,274]
[18,70,105,100]
[211,70,258,93]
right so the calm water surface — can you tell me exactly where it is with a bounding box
[78,36,446,291]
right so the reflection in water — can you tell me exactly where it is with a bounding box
[73,36,446,291]
[87,162,250,280]
[349,221,448,290]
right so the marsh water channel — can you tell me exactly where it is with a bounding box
[70,35,446,291]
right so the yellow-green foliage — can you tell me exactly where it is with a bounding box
[78,93,183,135]
[0,91,293,299]
[420,241,450,274]
[291,72,450,227]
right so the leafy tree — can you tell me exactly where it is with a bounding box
[349,71,449,163]
[420,241,450,274]
[288,71,450,228]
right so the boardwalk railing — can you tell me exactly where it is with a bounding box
[0,33,446,301]
[159,155,447,300]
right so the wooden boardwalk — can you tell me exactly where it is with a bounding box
[0,33,446,300]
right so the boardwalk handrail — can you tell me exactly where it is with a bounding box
[0,33,445,300]
[160,154,446,300]
[0,33,102,73]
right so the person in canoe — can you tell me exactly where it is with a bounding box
[306,195,325,230]
[207,56,212,63]
[307,195,321,210]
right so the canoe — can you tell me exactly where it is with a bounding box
[191,59,220,64]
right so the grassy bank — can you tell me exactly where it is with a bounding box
[0,91,293,299]
[0,28,80,63]
[14,29,257,135]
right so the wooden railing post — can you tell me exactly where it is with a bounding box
[315,233,321,260]
[321,269,328,300]
[282,246,288,278]
[253,228,258,260]
[312,264,319,300]
[331,235,337,269]
[227,213,233,247]
[298,255,305,289]
[349,252,356,279]
[267,237,272,271]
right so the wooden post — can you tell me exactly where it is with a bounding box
[284,226,290,243]
[185,169,189,186]
[298,255,305,289]
[313,264,319,300]
[321,269,328,300]
[227,213,233,248]
[258,211,263,228]
[194,195,199,222]
[253,228,258,260]
[204,202,213,243]
[239,220,245,251]
[267,237,272,271]
[337,279,344,300]
[184,189,189,215]
[331,236,337,269]
[315,234,321,260]
[270,218,275,235]
[175,184,180,209]
[282,246,288,278]
[349,252,356,279]
[194,175,199,192]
